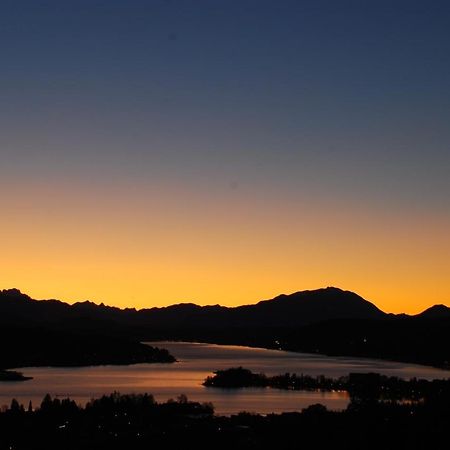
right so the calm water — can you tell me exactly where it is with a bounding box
[2,341,450,415]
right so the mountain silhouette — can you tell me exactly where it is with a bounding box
[416,304,450,319]
[2,287,450,369]
[232,287,386,326]
[0,289,175,369]
[0,286,385,330]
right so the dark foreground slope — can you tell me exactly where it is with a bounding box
[1,391,450,450]
[1,287,450,368]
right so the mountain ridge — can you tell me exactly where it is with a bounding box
[0,286,387,330]
[2,286,446,317]
[2,287,450,369]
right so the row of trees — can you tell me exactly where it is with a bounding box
[2,390,450,449]
[204,367,450,402]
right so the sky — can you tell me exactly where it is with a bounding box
[1,0,450,313]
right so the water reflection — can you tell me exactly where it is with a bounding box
[1,342,449,415]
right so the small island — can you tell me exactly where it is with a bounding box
[203,367,269,388]
[0,370,33,382]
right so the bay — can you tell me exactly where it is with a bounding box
[1,341,450,415]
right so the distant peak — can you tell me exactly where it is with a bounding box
[74,300,96,306]
[418,304,450,317]
[428,304,449,310]
[1,288,22,295]
[0,288,31,300]
[73,300,112,310]
[271,287,354,301]
[166,302,202,310]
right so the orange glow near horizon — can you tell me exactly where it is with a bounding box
[2,179,449,315]
[1,1,450,322]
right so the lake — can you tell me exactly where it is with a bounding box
[2,341,450,415]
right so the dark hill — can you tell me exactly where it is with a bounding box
[232,287,386,327]
[416,304,450,319]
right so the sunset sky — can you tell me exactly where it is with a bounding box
[1,0,450,313]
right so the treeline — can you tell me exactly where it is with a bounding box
[1,391,450,449]
[1,393,214,449]
[204,367,450,402]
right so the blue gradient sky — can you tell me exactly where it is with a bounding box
[1,1,450,311]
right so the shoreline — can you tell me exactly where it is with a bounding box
[146,339,450,373]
